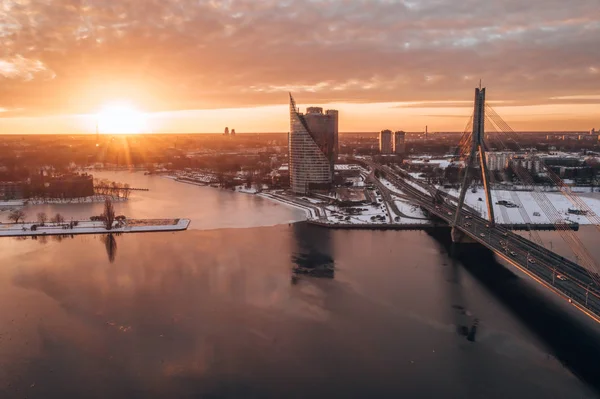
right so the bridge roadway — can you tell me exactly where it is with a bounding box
[365,161,600,323]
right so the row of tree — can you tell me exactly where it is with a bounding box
[7,209,65,224]
[94,179,132,199]
[8,199,117,232]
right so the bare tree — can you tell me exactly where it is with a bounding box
[245,172,253,189]
[103,198,115,230]
[111,181,119,197]
[123,183,131,199]
[9,209,26,223]
[51,213,65,224]
[37,212,48,225]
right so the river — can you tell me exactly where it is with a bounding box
[0,171,307,228]
[1,171,600,398]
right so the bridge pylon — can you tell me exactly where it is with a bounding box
[452,86,495,242]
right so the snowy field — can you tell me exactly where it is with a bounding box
[441,187,600,225]
[325,204,390,224]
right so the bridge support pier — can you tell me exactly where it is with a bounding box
[451,227,477,244]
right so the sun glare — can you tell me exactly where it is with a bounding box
[97,102,147,134]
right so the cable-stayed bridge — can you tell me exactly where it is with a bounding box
[366,86,600,323]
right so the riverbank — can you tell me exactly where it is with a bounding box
[26,195,128,205]
[165,175,262,195]
[0,195,127,209]
[0,218,190,237]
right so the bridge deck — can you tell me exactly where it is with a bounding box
[359,159,600,323]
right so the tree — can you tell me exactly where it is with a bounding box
[245,173,253,189]
[37,212,48,226]
[123,183,131,199]
[51,213,65,224]
[8,209,26,223]
[103,198,115,230]
[216,172,225,187]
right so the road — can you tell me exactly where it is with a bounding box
[359,159,600,322]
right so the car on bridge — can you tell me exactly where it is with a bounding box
[556,274,568,281]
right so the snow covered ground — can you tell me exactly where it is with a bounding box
[0,200,25,207]
[235,186,259,194]
[380,178,407,196]
[440,187,600,225]
[258,192,314,219]
[26,195,127,205]
[0,219,190,237]
[402,179,432,196]
[394,200,430,224]
[325,204,389,224]
[408,172,425,180]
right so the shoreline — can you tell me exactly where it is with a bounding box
[1,195,128,208]
[0,218,190,237]
[164,175,261,195]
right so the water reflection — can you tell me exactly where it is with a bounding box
[428,228,600,394]
[290,223,335,280]
[1,226,597,398]
[102,234,119,263]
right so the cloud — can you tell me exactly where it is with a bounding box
[0,0,599,115]
[0,55,55,80]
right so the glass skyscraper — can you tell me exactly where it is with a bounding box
[289,94,338,194]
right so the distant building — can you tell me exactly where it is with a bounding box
[231,129,236,136]
[289,95,338,194]
[393,131,406,155]
[326,110,339,161]
[510,156,542,174]
[487,152,543,173]
[0,182,24,200]
[29,173,94,199]
[379,130,393,154]
[224,127,229,136]
[591,128,596,135]
[486,152,514,171]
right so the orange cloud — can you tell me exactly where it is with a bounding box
[0,0,598,132]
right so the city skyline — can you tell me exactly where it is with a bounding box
[1,0,599,134]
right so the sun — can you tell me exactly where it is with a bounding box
[97,102,147,134]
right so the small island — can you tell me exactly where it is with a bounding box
[0,198,190,237]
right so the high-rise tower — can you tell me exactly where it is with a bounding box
[379,130,393,154]
[288,95,338,194]
[393,131,406,155]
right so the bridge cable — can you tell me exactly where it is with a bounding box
[484,107,600,284]
[484,117,546,245]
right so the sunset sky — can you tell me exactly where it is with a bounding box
[0,0,599,134]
